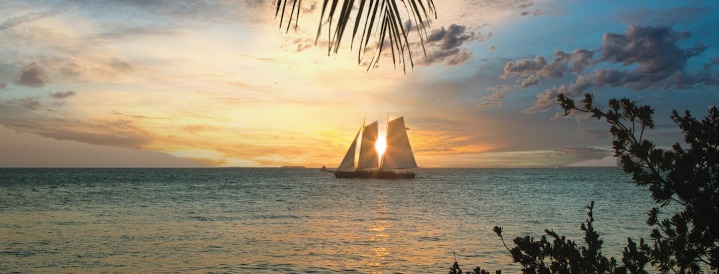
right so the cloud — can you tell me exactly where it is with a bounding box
[419,24,477,66]
[95,26,180,41]
[594,25,707,89]
[0,82,6,90]
[502,49,595,87]
[427,24,474,50]
[16,63,49,88]
[523,85,564,114]
[522,75,596,114]
[521,9,542,16]
[45,119,150,148]
[0,98,152,148]
[600,25,692,68]
[477,84,511,109]
[0,125,208,167]
[97,0,249,23]
[0,10,56,31]
[109,59,132,72]
[502,25,718,113]
[295,22,480,67]
[619,5,712,27]
[576,128,609,140]
[291,37,315,52]
[423,48,473,66]
[15,97,43,110]
[486,85,509,99]
[558,147,611,162]
[477,100,502,109]
[50,91,76,99]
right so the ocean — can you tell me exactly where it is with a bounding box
[0,168,655,273]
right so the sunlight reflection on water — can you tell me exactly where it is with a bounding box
[0,168,653,273]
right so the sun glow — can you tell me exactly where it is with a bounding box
[375,136,387,158]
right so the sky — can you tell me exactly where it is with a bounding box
[1,0,718,168]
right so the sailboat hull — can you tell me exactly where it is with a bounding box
[333,170,416,179]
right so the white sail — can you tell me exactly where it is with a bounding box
[358,121,379,169]
[337,126,361,171]
[381,116,417,169]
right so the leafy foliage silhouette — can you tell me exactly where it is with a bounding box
[456,94,717,273]
[558,93,718,272]
[493,203,651,274]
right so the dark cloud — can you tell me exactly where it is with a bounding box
[559,49,595,72]
[16,63,49,88]
[15,97,43,110]
[594,25,707,89]
[504,56,547,76]
[112,110,151,120]
[50,91,76,99]
[503,49,595,87]
[37,119,152,148]
[518,2,534,9]
[404,20,415,33]
[420,24,477,66]
[0,98,152,148]
[619,5,712,27]
[600,26,692,70]
[427,24,475,50]
[109,59,132,72]
[532,9,542,16]
[423,48,472,66]
[0,82,6,90]
[61,65,81,77]
[502,25,718,113]
[0,10,56,31]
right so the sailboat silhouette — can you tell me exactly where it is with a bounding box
[333,116,417,179]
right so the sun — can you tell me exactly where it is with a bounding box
[375,136,387,157]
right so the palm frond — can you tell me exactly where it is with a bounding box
[274,0,436,73]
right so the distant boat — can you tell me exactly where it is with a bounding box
[333,116,417,179]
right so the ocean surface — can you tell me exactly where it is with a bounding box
[0,168,656,273]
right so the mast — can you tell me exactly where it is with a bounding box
[380,114,389,170]
[354,119,365,170]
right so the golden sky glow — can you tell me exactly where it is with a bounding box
[1,1,717,167]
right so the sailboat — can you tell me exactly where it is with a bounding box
[333,116,418,179]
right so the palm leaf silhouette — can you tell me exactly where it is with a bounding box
[275,0,436,72]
